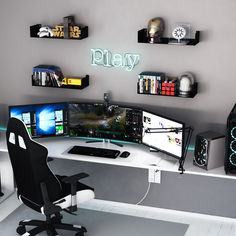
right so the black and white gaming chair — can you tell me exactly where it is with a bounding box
[6,117,95,236]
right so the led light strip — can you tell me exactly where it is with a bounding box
[229,153,236,166]
[230,127,236,165]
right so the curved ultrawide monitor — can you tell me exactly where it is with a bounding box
[9,103,68,138]
[68,103,142,144]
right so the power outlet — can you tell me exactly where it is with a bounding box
[148,168,161,184]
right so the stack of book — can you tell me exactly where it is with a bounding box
[32,65,63,87]
[138,72,165,94]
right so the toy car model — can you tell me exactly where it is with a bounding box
[37,26,54,37]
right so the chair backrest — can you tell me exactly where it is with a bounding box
[6,117,62,205]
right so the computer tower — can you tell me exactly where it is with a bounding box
[194,131,225,170]
[225,104,236,174]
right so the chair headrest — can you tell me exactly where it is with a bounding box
[7,117,31,146]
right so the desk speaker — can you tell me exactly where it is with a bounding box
[225,104,236,174]
[194,131,225,170]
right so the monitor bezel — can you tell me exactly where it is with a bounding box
[8,102,69,138]
[141,109,185,160]
[68,102,143,144]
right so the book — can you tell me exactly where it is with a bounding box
[138,72,165,95]
[41,72,47,86]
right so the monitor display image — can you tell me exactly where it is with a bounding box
[69,103,142,143]
[9,103,68,137]
[142,111,184,158]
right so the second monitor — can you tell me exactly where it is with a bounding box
[9,103,68,138]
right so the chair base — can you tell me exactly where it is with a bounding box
[17,213,86,236]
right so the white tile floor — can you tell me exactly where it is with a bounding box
[0,189,21,222]
[1,192,236,236]
[79,199,236,236]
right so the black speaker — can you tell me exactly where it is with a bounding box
[194,131,225,170]
[225,104,236,174]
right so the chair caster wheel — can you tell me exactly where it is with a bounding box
[16,225,26,235]
[75,232,84,236]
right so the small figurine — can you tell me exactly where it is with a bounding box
[170,23,190,44]
[37,26,53,37]
[179,72,195,97]
[172,26,186,43]
[147,17,165,43]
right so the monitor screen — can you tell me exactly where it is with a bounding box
[142,111,184,159]
[9,103,68,138]
[69,103,142,143]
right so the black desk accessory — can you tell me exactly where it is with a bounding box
[120,151,130,158]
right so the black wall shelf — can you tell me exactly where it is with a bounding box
[30,24,88,40]
[137,82,198,98]
[138,29,200,46]
[32,75,89,90]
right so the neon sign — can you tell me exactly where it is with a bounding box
[91,49,140,71]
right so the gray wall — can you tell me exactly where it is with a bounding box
[0,0,235,135]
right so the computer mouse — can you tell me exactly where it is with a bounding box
[120,151,130,158]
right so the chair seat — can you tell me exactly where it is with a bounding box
[54,175,95,211]
[19,174,95,214]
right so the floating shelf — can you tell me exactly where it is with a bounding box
[32,75,89,90]
[30,24,88,40]
[137,82,198,98]
[138,29,200,46]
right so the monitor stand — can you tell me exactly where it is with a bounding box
[86,139,123,147]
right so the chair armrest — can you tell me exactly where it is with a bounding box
[61,172,89,184]
[61,173,90,213]
[40,182,62,216]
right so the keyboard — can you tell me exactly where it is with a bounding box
[68,145,121,159]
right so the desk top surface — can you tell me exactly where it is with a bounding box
[37,136,180,171]
[1,132,236,179]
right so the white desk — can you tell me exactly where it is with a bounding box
[30,136,236,180]
[0,132,235,179]
[38,136,180,171]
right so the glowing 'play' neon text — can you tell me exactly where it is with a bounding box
[91,49,140,71]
